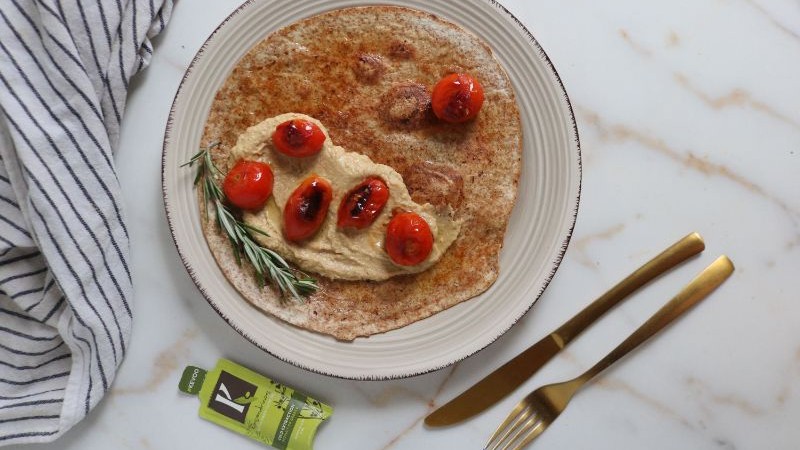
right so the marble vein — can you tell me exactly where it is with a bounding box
[742,0,800,41]
[571,223,626,268]
[577,106,800,237]
[377,364,459,450]
[685,376,765,416]
[596,377,694,428]
[673,73,800,131]
[354,385,429,407]
[618,27,800,130]
[112,328,198,395]
[618,29,652,57]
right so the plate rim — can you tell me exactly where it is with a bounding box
[162,0,581,380]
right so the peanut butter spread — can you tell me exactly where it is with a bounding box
[230,113,461,281]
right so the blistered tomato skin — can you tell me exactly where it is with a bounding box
[222,160,274,210]
[337,177,390,229]
[385,212,434,266]
[283,175,333,242]
[272,119,327,157]
[431,73,485,123]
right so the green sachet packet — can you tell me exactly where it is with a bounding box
[178,359,332,450]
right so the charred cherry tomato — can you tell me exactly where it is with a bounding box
[431,73,485,123]
[337,177,390,229]
[222,160,274,210]
[385,212,434,266]
[271,119,326,157]
[283,175,333,242]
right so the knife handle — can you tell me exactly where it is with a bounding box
[550,232,705,348]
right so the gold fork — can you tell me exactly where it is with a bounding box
[485,255,734,450]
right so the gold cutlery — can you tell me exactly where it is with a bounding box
[484,255,734,450]
[425,232,706,427]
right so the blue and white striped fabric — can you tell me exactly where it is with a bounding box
[0,1,171,444]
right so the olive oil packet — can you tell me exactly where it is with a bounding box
[178,359,332,450]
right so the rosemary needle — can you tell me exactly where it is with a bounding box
[184,144,318,301]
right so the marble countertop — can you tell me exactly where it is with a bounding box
[13,0,799,449]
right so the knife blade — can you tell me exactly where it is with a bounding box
[424,232,705,427]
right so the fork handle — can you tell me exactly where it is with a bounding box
[577,255,734,384]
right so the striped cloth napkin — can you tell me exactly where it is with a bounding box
[0,1,172,444]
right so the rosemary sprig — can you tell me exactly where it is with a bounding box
[184,144,317,301]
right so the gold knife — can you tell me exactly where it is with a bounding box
[424,232,706,427]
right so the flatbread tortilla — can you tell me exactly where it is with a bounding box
[200,6,522,340]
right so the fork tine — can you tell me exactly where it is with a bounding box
[509,418,546,450]
[485,399,525,448]
[494,409,534,450]
[485,400,534,450]
[498,411,541,450]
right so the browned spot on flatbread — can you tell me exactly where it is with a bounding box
[402,161,464,213]
[388,39,416,59]
[200,6,521,340]
[353,53,387,84]
[380,81,432,129]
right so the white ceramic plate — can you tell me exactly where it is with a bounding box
[163,0,580,380]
